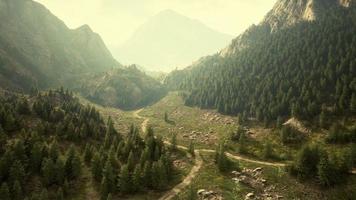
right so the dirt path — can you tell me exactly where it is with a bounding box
[159,151,203,200]
[133,109,287,200]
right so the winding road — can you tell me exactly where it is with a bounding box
[133,109,287,200]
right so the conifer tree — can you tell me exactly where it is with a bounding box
[100,177,110,200]
[56,187,64,200]
[188,140,195,157]
[317,151,333,186]
[49,139,60,162]
[142,161,152,188]
[30,143,43,173]
[12,180,22,200]
[0,183,10,200]
[102,160,116,194]
[64,146,82,180]
[91,153,103,181]
[170,133,177,151]
[120,164,131,193]
[55,158,65,185]
[127,151,135,171]
[9,161,25,185]
[39,188,49,200]
[132,165,142,192]
[42,158,56,186]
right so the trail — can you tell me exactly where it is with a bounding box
[159,151,203,200]
[133,109,287,200]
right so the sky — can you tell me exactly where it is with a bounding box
[35,0,277,49]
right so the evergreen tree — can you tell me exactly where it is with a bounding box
[91,153,103,181]
[102,160,116,194]
[9,161,25,185]
[187,185,197,200]
[170,133,177,151]
[127,151,135,172]
[317,151,333,187]
[132,165,142,192]
[106,194,112,200]
[64,146,82,180]
[189,140,195,157]
[42,158,56,186]
[238,132,247,154]
[263,141,273,159]
[100,177,110,200]
[56,187,64,200]
[351,93,356,113]
[39,188,49,200]
[319,110,327,128]
[55,158,65,185]
[164,112,169,123]
[12,180,22,200]
[83,144,93,164]
[142,161,152,188]
[0,183,10,200]
[30,143,43,173]
[49,139,60,162]
[119,164,131,193]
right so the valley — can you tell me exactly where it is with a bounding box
[0,0,356,199]
[82,92,356,200]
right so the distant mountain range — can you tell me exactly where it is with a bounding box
[113,9,233,72]
[0,0,165,109]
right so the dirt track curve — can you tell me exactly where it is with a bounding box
[133,109,288,200]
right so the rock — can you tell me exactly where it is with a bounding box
[197,189,206,195]
[245,192,255,199]
[253,167,263,172]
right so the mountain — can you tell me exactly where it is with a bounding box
[78,65,167,110]
[113,9,233,72]
[0,0,120,91]
[220,0,354,57]
[165,0,356,123]
[0,0,166,110]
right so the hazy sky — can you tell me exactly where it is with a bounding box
[35,0,276,48]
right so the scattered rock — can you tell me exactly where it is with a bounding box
[245,192,255,200]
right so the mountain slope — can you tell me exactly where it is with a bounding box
[78,65,167,110]
[165,0,356,124]
[0,0,119,91]
[113,9,233,72]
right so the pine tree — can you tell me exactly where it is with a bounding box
[132,165,142,192]
[119,164,131,194]
[319,110,327,128]
[238,132,247,154]
[49,139,60,162]
[142,161,152,188]
[64,145,82,180]
[55,158,65,185]
[100,177,110,200]
[151,162,160,189]
[164,112,169,123]
[187,185,197,200]
[91,153,103,181]
[56,187,64,200]
[170,133,177,151]
[39,188,49,200]
[102,160,116,193]
[351,93,356,113]
[83,144,92,164]
[263,141,273,159]
[30,143,43,173]
[317,151,333,186]
[12,180,22,200]
[127,151,135,171]
[9,161,25,185]
[42,158,56,186]
[189,140,195,157]
[0,183,10,200]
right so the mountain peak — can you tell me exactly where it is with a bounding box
[262,0,354,32]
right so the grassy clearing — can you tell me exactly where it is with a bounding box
[140,92,238,149]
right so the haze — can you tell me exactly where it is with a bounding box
[35,0,277,71]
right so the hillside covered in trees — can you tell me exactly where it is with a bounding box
[165,4,356,125]
[0,89,176,200]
